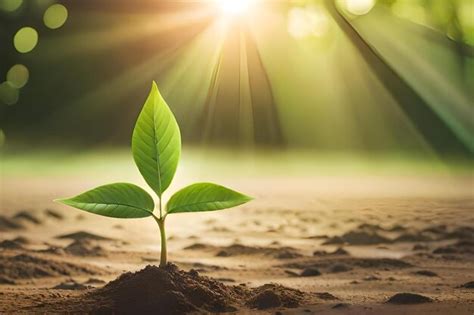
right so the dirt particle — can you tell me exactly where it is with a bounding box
[44,209,64,220]
[315,292,338,300]
[363,275,381,281]
[53,280,89,290]
[300,267,321,277]
[414,270,438,277]
[460,281,474,289]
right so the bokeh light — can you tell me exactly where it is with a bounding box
[13,27,39,53]
[6,64,29,88]
[345,0,375,15]
[0,82,20,105]
[43,4,68,29]
[0,0,22,12]
[288,6,330,39]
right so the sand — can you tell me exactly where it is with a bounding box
[1,169,473,314]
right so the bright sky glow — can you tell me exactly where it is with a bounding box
[214,0,254,16]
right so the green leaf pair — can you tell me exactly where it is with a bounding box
[56,82,252,266]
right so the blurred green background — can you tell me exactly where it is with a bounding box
[0,0,473,167]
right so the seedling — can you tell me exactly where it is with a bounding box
[56,82,252,267]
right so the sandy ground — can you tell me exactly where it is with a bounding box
[1,157,473,314]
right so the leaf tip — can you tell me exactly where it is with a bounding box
[54,197,65,203]
[151,80,158,91]
[54,197,73,206]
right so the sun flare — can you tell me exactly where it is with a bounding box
[214,0,254,16]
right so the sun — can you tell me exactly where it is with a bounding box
[214,0,254,16]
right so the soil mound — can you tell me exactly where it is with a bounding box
[385,293,433,304]
[56,231,112,241]
[460,281,474,289]
[0,239,24,250]
[12,236,31,244]
[323,230,391,245]
[64,240,105,256]
[91,264,244,314]
[0,216,24,231]
[0,254,100,279]
[12,211,42,225]
[85,265,311,314]
[433,240,474,255]
[246,284,306,309]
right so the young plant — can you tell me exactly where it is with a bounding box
[55,82,252,267]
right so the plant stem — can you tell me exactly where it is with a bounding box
[159,196,163,219]
[155,217,167,267]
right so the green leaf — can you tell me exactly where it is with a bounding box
[132,81,181,197]
[55,183,154,218]
[166,182,252,214]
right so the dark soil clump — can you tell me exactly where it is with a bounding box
[44,209,64,220]
[246,284,306,309]
[56,231,112,241]
[0,216,24,231]
[0,239,24,250]
[386,293,433,304]
[300,267,321,277]
[414,270,438,277]
[0,275,16,284]
[315,292,339,300]
[433,240,474,255]
[64,240,105,257]
[53,280,89,290]
[323,230,391,245]
[12,211,42,225]
[460,281,474,289]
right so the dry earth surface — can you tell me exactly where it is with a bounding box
[1,152,473,314]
